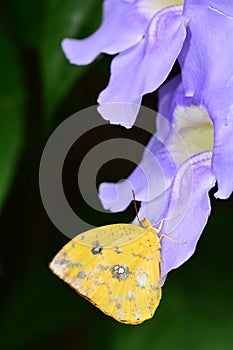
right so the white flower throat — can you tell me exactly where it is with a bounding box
[170,105,214,165]
[139,0,184,19]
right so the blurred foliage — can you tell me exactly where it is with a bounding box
[39,0,102,127]
[0,1,233,350]
[0,29,25,213]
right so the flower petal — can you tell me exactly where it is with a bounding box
[158,74,192,122]
[98,180,134,212]
[132,189,170,226]
[179,0,233,198]
[212,113,233,199]
[159,151,215,277]
[62,0,150,65]
[158,74,182,121]
[98,6,188,127]
[99,127,178,211]
[97,100,141,128]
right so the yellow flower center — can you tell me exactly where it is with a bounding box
[140,0,184,19]
[153,0,184,11]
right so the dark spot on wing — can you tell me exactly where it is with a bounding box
[110,265,131,281]
[91,246,103,255]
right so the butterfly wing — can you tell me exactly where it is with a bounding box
[50,224,162,324]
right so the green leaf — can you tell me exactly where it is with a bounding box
[39,0,102,129]
[0,30,25,212]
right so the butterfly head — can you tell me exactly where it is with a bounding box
[140,218,152,229]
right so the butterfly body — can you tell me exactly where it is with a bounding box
[50,219,162,325]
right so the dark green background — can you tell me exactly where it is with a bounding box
[1,1,233,349]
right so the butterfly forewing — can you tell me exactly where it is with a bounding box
[72,223,149,248]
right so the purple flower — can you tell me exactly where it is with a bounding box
[99,0,233,280]
[62,0,188,127]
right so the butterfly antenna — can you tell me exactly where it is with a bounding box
[132,190,142,225]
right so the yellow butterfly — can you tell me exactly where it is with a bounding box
[49,218,163,325]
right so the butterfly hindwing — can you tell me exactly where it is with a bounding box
[50,221,162,324]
